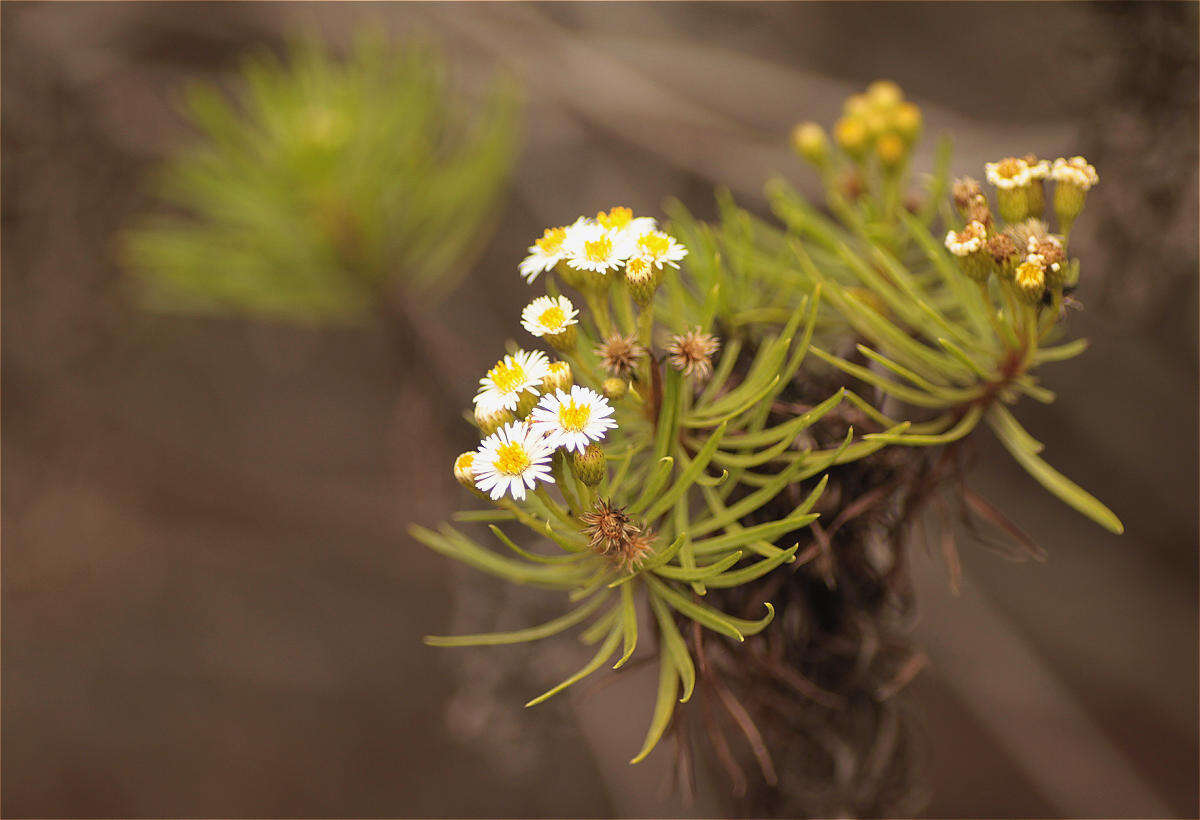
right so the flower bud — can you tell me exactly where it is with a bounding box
[875,132,907,170]
[834,116,870,161]
[791,122,829,166]
[572,443,606,487]
[542,361,573,394]
[952,177,984,214]
[1014,255,1047,304]
[453,452,476,489]
[843,93,871,118]
[1051,157,1097,233]
[966,194,993,229]
[474,404,515,436]
[601,377,627,400]
[891,101,922,143]
[866,79,904,111]
[624,255,661,307]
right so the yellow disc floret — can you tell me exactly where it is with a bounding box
[558,398,592,432]
[596,207,633,231]
[536,227,567,254]
[494,441,532,476]
[585,235,614,263]
[488,360,527,394]
[538,305,566,330]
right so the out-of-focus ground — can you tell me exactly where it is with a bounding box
[3,2,1197,817]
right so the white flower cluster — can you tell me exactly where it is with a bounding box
[944,220,987,256]
[518,206,687,283]
[463,347,618,501]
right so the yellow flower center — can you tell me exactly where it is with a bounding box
[626,256,651,280]
[536,227,567,254]
[596,207,633,230]
[538,305,566,330]
[455,453,474,471]
[558,399,592,432]
[584,236,613,263]
[489,360,526,394]
[494,442,531,475]
[1016,261,1045,289]
[637,232,670,259]
[996,158,1025,180]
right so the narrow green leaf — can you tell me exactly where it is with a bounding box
[987,407,1124,534]
[649,591,696,703]
[643,421,727,522]
[613,582,639,669]
[653,551,744,582]
[629,649,679,764]
[704,545,800,588]
[525,622,623,707]
[645,575,743,641]
[864,404,982,447]
[424,591,610,646]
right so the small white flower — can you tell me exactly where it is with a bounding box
[530,385,617,454]
[985,157,1032,190]
[518,218,590,283]
[632,230,688,270]
[564,221,629,274]
[1027,158,1051,180]
[520,295,579,338]
[1051,156,1099,190]
[473,421,555,501]
[475,348,551,414]
[595,206,657,245]
[944,220,987,256]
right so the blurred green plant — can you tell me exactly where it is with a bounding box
[121,32,519,322]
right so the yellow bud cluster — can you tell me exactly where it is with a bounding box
[827,79,922,169]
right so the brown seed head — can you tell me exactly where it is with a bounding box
[952,176,984,212]
[595,334,646,377]
[579,498,641,556]
[667,328,721,379]
[615,530,657,573]
[965,194,993,228]
[984,233,1019,264]
[1004,218,1050,251]
[1029,236,1065,267]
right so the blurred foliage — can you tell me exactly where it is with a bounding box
[121,32,520,322]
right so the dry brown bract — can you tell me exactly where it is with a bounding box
[667,328,721,379]
[595,334,646,377]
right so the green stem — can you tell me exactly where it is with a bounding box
[535,486,577,528]
[582,286,614,339]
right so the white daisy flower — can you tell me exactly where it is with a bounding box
[473,421,555,501]
[1051,156,1099,190]
[530,385,618,454]
[985,157,1032,190]
[944,220,987,256]
[564,221,629,274]
[518,218,590,283]
[475,349,552,414]
[632,230,688,270]
[520,295,579,338]
[595,206,657,245]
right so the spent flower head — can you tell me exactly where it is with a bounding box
[667,328,721,379]
[596,334,647,377]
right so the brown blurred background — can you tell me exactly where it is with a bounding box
[3,2,1197,817]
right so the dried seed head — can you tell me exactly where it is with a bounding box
[1005,218,1050,251]
[615,530,657,573]
[965,194,993,228]
[580,498,642,557]
[984,232,1019,264]
[667,327,721,379]
[952,177,984,212]
[595,334,646,377]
